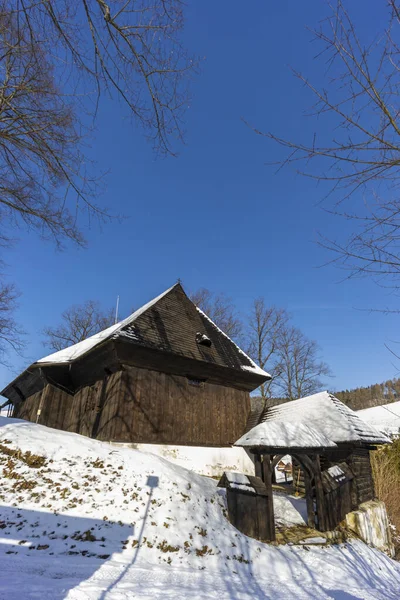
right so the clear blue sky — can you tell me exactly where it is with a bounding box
[0,1,398,393]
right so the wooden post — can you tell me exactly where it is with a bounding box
[303,468,316,529]
[313,454,327,532]
[262,454,276,542]
[254,453,262,479]
[271,455,277,484]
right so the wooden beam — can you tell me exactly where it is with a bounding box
[313,454,327,532]
[261,454,276,542]
[303,468,316,529]
[254,453,262,479]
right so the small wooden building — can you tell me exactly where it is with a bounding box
[0,284,270,447]
[255,391,390,508]
[235,392,391,540]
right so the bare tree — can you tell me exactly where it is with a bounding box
[0,280,23,363]
[246,298,289,406]
[43,300,114,351]
[190,288,243,341]
[274,326,332,400]
[0,1,196,248]
[0,8,87,248]
[253,1,400,287]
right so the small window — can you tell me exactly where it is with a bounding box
[196,332,212,347]
[187,377,205,388]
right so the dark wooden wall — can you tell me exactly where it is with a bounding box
[14,365,250,447]
[226,490,270,542]
[346,448,375,506]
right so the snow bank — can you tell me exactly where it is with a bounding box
[1,416,400,599]
[127,443,255,477]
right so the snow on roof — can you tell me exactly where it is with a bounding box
[37,285,177,365]
[234,421,337,450]
[217,471,267,495]
[262,391,390,446]
[225,473,256,493]
[36,286,270,378]
[357,401,400,438]
[195,306,271,380]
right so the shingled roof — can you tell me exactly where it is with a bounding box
[35,283,268,376]
[234,420,337,451]
[260,391,390,446]
[1,283,270,403]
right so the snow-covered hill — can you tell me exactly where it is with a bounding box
[1,416,400,599]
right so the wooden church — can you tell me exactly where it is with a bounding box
[1,284,270,447]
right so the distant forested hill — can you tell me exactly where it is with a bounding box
[334,378,400,410]
[251,378,400,412]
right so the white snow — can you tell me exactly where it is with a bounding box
[273,492,308,527]
[224,472,251,485]
[262,391,390,445]
[234,420,337,449]
[195,306,270,379]
[1,416,400,599]
[327,465,346,482]
[128,443,256,477]
[222,472,256,493]
[37,285,176,365]
[357,401,400,438]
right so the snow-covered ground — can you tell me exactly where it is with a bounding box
[357,401,400,438]
[1,416,400,599]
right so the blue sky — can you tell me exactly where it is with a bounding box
[0,1,398,393]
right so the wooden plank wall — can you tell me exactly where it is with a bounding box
[347,448,375,506]
[94,366,250,446]
[323,481,353,530]
[226,491,270,542]
[14,390,43,422]
[14,366,250,446]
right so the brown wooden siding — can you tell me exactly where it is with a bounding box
[14,390,42,422]
[346,448,375,506]
[14,366,250,447]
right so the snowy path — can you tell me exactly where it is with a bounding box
[1,540,399,600]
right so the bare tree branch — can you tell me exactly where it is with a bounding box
[274,326,332,400]
[42,299,114,351]
[190,287,243,341]
[0,1,197,248]
[0,280,24,364]
[252,1,400,287]
[246,298,289,406]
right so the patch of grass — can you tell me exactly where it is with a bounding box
[195,545,213,557]
[0,444,46,468]
[157,540,180,553]
[72,530,97,542]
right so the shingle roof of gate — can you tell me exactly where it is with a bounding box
[260,391,390,446]
[235,420,337,450]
